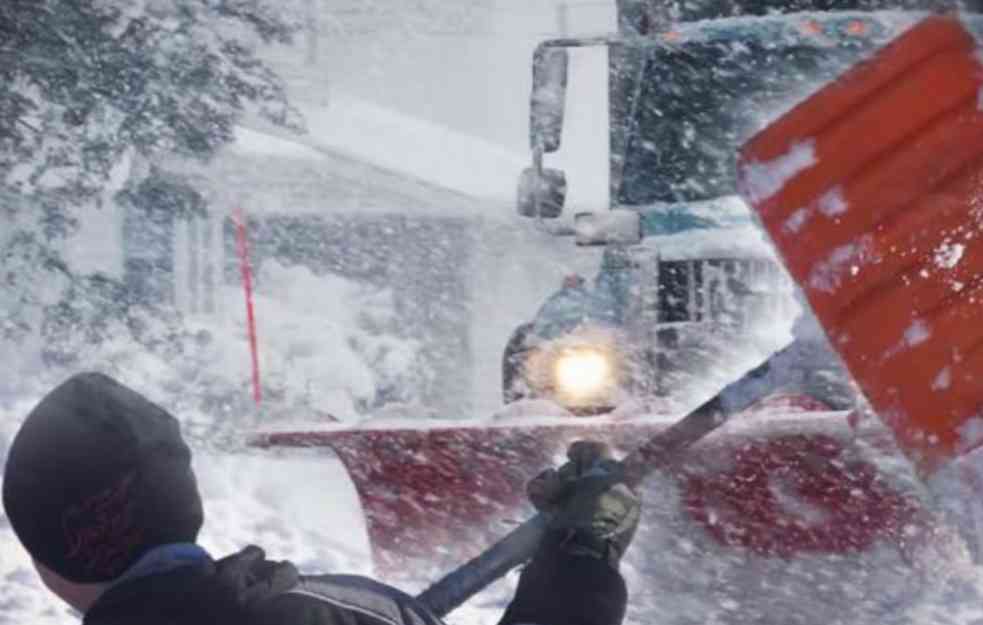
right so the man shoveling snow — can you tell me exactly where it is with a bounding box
[1,372,640,625]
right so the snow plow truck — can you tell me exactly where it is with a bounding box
[253,3,983,623]
[504,0,932,414]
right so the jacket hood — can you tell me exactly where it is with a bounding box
[85,546,299,625]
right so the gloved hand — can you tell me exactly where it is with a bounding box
[527,440,641,569]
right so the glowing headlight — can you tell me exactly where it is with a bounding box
[554,349,613,397]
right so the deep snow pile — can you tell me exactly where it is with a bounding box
[236,260,427,423]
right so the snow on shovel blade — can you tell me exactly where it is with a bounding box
[250,396,962,623]
[738,15,983,475]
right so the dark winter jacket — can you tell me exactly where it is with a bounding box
[83,540,627,625]
[84,545,443,625]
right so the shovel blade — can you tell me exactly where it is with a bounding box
[738,15,983,474]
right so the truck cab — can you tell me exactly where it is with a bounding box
[504,3,939,412]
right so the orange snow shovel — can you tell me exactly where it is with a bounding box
[738,15,983,476]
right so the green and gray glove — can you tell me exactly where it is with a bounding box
[527,440,641,569]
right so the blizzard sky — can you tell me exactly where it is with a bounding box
[299,0,617,153]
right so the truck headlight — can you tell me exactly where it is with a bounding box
[554,348,614,397]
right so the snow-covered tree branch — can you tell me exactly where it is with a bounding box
[0,0,300,374]
[1,0,300,202]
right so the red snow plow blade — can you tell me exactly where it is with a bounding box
[250,394,954,612]
[738,15,983,475]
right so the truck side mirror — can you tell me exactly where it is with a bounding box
[517,167,567,219]
[530,45,568,153]
[574,210,642,245]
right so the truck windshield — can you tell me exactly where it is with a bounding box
[617,30,880,205]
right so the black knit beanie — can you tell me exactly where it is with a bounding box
[2,372,203,583]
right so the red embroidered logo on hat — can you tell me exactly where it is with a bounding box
[62,473,145,576]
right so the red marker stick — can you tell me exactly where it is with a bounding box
[234,208,262,406]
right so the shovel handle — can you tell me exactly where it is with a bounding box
[416,513,550,618]
[416,344,789,618]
